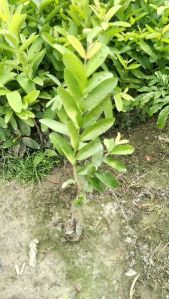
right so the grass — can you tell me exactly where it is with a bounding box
[0,150,61,183]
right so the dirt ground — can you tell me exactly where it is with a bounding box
[0,119,168,299]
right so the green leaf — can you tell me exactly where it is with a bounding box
[114,94,123,112]
[17,75,35,93]
[86,46,109,77]
[22,137,40,149]
[2,138,14,149]
[18,119,31,136]
[45,149,58,157]
[32,49,46,73]
[33,153,44,166]
[19,34,38,52]
[105,5,121,21]
[83,100,106,128]
[23,90,40,106]
[0,128,6,141]
[63,51,87,89]
[104,97,114,119]
[0,72,16,86]
[77,139,102,161]
[139,40,155,57]
[0,117,7,128]
[9,116,18,130]
[104,138,115,152]
[81,118,114,141]
[64,68,83,100]
[111,144,134,155]
[89,177,104,192]
[9,13,26,36]
[104,157,127,172]
[84,77,118,111]
[16,110,35,120]
[67,120,79,150]
[67,35,86,58]
[87,71,114,93]
[96,172,119,189]
[58,87,82,128]
[111,21,131,27]
[40,119,68,135]
[6,91,22,113]
[0,0,10,22]
[49,132,75,165]
[86,42,102,59]
[157,105,169,129]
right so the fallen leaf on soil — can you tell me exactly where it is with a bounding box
[158,135,169,143]
[15,263,26,276]
[29,239,39,268]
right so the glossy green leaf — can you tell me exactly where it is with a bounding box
[157,106,169,129]
[81,118,114,141]
[104,157,127,172]
[86,46,109,77]
[96,172,119,189]
[111,144,134,155]
[40,119,68,135]
[67,120,79,150]
[63,51,87,89]
[84,77,118,111]
[50,132,75,165]
[6,91,22,113]
[58,87,82,128]
[77,139,102,161]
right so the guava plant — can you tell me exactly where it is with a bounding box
[40,37,134,203]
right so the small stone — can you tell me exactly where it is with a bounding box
[74,283,82,292]
[125,269,137,277]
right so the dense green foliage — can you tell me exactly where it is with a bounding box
[0,0,169,194]
[137,71,169,128]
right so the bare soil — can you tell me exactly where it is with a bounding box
[0,119,168,299]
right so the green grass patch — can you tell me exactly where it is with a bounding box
[0,150,60,183]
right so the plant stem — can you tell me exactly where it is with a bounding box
[73,165,83,195]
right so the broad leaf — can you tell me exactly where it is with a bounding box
[67,120,79,150]
[49,132,75,165]
[67,35,86,58]
[64,68,83,101]
[77,139,102,161]
[23,90,40,107]
[58,87,82,128]
[89,177,104,192]
[40,119,68,135]
[81,118,114,141]
[157,106,169,129]
[86,42,102,59]
[87,71,114,93]
[22,137,40,149]
[111,144,134,155]
[83,100,106,128]
[6,91,22,113]
[105,5,121,21]
[63,51,87,89]
[9,13,26,36]
[86,46,109,77]
[96,172,119,189]
[104,157,127,172]
[84,77,118,111]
